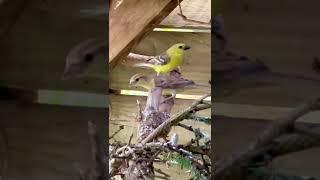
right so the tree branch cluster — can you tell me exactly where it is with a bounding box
[108,65,211,179]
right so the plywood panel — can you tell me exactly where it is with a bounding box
[109,0,180,67]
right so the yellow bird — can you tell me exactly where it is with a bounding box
[133,43,191,75]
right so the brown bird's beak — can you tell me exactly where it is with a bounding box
[183,45,191,50]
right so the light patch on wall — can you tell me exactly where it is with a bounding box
[153,27,210,33]
[120,89,211,101]
[37,90,107,108]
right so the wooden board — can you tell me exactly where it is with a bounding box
[110,31,211,96]
[109,0,181,68]
[0,101,106,180]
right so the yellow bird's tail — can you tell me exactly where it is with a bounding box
[133,63,156,70]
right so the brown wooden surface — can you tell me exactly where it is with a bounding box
[109,0,181,69]
[0,101,106,180]
[110,31,211,96]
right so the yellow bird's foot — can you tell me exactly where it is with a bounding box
[177,66,182,73]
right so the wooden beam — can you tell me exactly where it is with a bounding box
[109,0,181,69]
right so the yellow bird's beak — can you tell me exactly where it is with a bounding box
[184,45,191,50]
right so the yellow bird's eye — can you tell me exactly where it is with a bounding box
[178,45,183,49]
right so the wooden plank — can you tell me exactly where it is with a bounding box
[0,86,108,108]
[110,31,211,96]
[109,0,181,69]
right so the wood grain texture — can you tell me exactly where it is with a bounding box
[110,31,211,96]
[0,101,106,180]
[109,0,181,69]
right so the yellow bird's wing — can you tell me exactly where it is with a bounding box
[145,53,171,65]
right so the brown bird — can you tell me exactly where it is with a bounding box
[129,70,209,96]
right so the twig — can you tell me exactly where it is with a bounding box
[186,114,211,124]
[154,168,171,178]
[128,134,134,145]
[140,93,211,145]
[177,123,209,142]
[109,125,124,140]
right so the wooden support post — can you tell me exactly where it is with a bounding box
[109,0,182,70]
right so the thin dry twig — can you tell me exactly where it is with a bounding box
[109,125,124,140]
